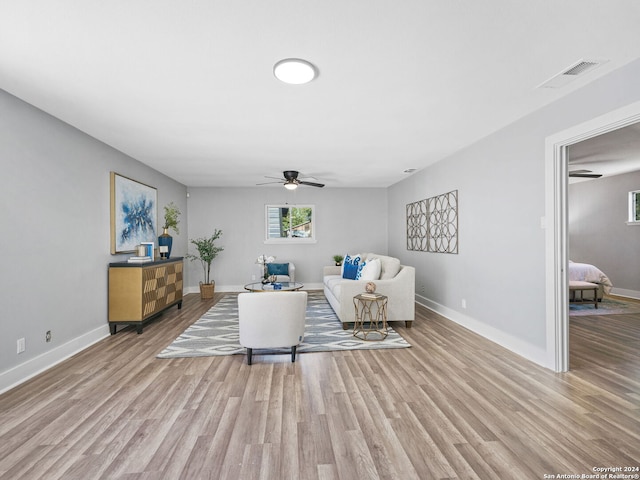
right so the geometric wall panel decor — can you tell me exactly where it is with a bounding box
[407,190,458,254]
[406,199,428,251]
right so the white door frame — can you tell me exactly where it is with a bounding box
[545,100,640,372]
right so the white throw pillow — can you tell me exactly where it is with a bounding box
[358,257,381,281]
[379,256,401,279]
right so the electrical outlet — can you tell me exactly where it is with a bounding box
[461,299,467,309]
[17,338,25,354]
[46,330,52,342]
[252,274,256,281]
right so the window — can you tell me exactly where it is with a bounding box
[628,191,640,225]
[265,205,316,243]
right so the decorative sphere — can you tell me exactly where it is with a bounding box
[365,282,376,293]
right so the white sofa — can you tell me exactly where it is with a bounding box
[323,253,415,329]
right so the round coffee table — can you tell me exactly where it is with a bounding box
[244,281,304,292]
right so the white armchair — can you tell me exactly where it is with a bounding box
[266,262,295,282]
[238,291,307,365]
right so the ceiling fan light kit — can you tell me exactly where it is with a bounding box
[273,58,317,84]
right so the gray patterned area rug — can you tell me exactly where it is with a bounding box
[569,297,640,316]
[157,291,410,359]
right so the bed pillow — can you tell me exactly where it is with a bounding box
[357,257,381,281]
[342,254,362,280]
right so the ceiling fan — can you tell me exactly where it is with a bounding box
[568,169,602,178]
[257,170,325,189]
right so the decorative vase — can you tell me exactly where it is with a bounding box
[200,282,215,299]
[158,228,173,259]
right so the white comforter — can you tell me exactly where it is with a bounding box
[568,261,613,294]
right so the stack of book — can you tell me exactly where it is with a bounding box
[141,242,154,258]
[127,256,152,263]
[360,292,383,299]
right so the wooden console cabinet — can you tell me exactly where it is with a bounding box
[108,257,183,334]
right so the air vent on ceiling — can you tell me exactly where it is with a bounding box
[563,61,599,76]
[537,58,607,89]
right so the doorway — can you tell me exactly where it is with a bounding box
[545,100,640,372]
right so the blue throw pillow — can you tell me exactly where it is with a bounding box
[342,255,361,280]
[355,261,367,280]
[267,263,289,276]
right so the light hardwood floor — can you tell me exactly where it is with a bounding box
[0,293,638,479]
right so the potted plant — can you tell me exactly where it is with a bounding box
[158,202,181,258]
[333,254,344,266]
[186,229,224,299]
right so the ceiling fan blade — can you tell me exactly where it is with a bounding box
[264,170,325,187]
[298,180,325,188]
[256,180,284,185]
[569,173,602,178]
[299,175,319,182]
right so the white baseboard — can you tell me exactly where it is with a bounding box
[415,293,550,369]
[610,287,640,300]
[0,325,110,395]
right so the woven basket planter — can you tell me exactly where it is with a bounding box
[200,282,215,299]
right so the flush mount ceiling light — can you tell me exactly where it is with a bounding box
[274,58,317,84]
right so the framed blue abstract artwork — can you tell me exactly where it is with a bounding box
[110,172,157,254]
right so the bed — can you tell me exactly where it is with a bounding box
[568,261,613,300]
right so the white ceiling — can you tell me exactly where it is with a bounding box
[2,1,640,188]
[569,122,640,183]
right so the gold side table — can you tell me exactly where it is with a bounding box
[353,293,388,341]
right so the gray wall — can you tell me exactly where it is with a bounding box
[388,57,640,367]
[3,55,640,389]
[569,170,640,297]
[185,187,388,291]
[0,89,187,392]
